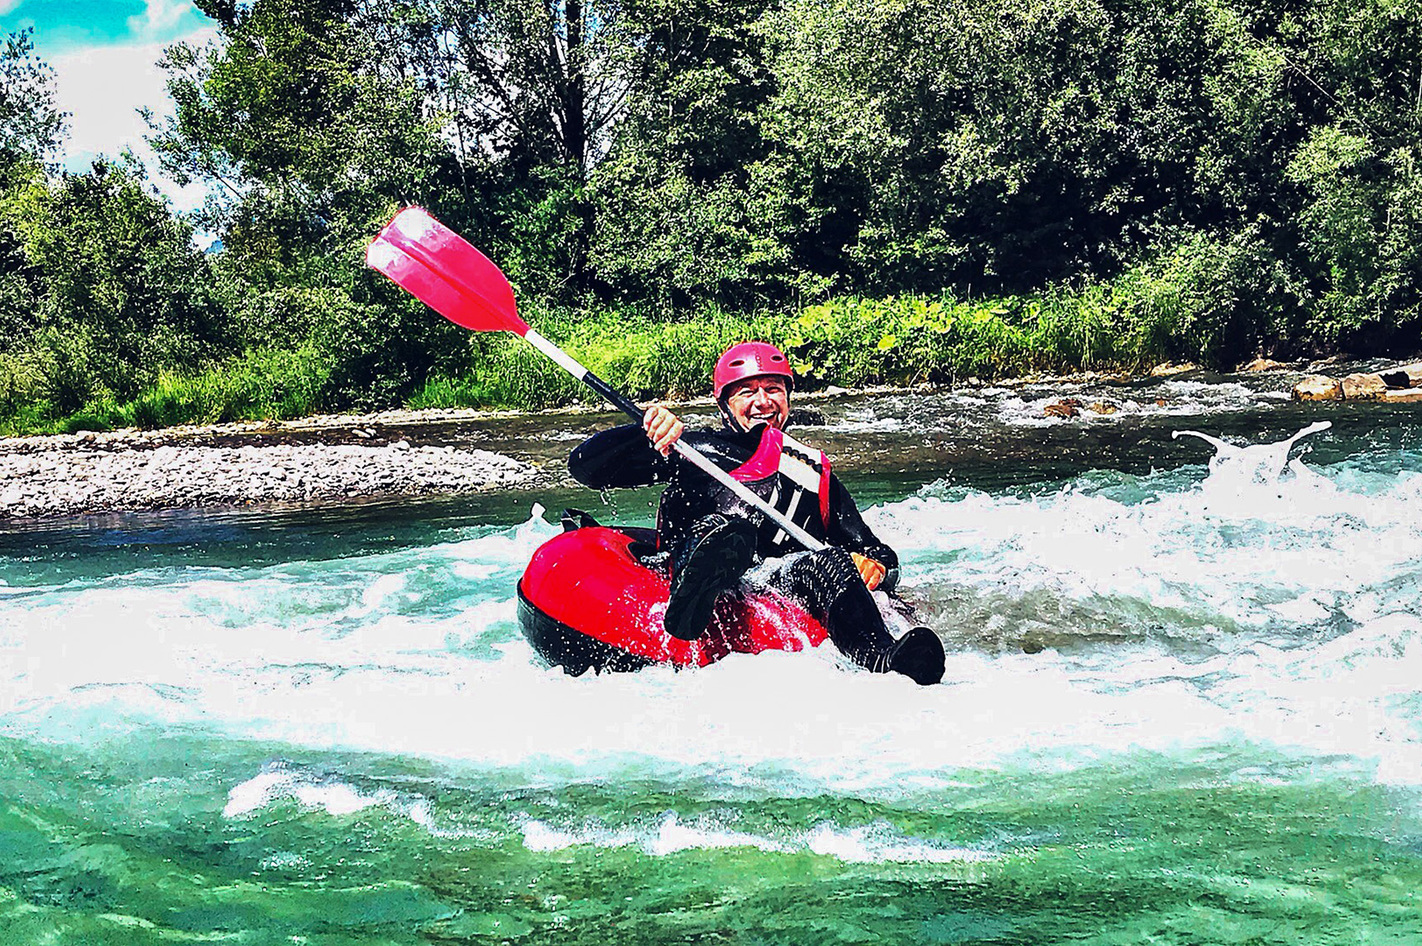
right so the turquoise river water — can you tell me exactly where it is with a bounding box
[2,378,1422,944]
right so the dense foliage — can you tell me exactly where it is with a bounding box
[0,0,1418,432]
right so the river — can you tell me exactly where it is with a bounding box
[2,369,1420,943]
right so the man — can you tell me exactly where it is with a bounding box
[568,341,945,685]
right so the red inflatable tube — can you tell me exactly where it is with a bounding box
[517,525,828,675]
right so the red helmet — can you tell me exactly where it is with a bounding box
[712,342,793,399]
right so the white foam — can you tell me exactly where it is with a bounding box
[5,444,1422,792]
[805,822,995,864]
[223,766,397,818]
[223,764,495,840]
[872,424,1422,640]
[990,378,1273,428]
[517,811,996,865]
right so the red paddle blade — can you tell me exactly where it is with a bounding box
[366,206,528,335]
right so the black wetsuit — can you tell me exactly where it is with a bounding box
[568,422,907,669]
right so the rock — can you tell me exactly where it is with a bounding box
[1239,358,1288,372]
[1293,375,1343,401]
[1149,362,1199,377]
[1307,355,1348,370]
[1380,389,1422,403]
[1044,399,1081,419]
[1379,362,1422,388]
[1341,372,1388,400]
[1086,401,1118,415]
[787,407,826,427]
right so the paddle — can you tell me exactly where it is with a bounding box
[366,206,827,553]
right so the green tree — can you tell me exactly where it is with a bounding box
[150,0,446,279]
[0,28,64,172]
[0,29,64,363]
[22,160,225,408]
[585,0,790,308]
[149,0,471,408]
[381,0,650,298]
[748,0,1318,296]
[0,155,230,428]
[1280,0,1422,350]
[0,162,47,351]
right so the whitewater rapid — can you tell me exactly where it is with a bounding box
[3,423,1421,805]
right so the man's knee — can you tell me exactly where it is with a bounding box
[809,547,860,589]
[776,546,860,607]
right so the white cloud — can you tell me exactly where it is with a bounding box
[52,28,217,213]
[127,0,196,41]
[0,1,23,17]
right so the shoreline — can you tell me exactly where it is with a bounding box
[0,386,894,521]
[0,356,1405,521]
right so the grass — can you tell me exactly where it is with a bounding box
[0,346,334,435]
[0,248,1304,435]
[407,279,1188,414]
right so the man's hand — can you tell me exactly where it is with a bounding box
[851,553,886,591]
[643,405,685,457]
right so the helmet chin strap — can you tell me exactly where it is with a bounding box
[718,399,747,434]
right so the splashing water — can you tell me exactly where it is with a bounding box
[1173,419,1333,496]
[2,417,1422,942]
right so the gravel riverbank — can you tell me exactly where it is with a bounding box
[0,409,543,519]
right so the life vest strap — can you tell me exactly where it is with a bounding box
[727,428,832,531]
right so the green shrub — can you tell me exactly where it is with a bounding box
[117,347,335,429]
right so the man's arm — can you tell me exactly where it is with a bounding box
[826,476,900,592]
[568,423,677,488]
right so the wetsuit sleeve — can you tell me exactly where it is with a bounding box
[826,476,901,592]
[567,424,677,489]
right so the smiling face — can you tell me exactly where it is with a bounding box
[723,374,791,432]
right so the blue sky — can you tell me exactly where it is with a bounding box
[1,0,218,209]
[1,0,211,53]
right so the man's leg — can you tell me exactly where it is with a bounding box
[663,514,757,641]
[767,548,945,685]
